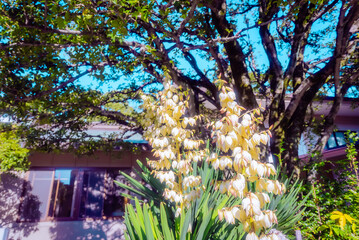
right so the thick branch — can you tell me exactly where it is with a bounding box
[208,0,257,109]
[90,106,136,127]
[281,1,359,128]
[285,2,315,80]
[259,0,282,79]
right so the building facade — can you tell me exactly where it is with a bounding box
[0,125,152,240]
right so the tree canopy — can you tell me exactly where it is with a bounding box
[0,129,29,172]
[0,0,358,171]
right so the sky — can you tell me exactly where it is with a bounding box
[75,6,340,96]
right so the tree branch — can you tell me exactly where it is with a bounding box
[208,0,258,109]
[258,0,282,79]
[177,0,199,35]
[281,0,359,128]
[16,66,99,102]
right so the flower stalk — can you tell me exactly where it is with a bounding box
[141,80,285,239]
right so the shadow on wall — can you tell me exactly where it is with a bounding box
[0,172,41,239]
[49,170,126,240]
[49,219,126,240]
[2,169,128,240]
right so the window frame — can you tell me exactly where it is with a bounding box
[325,131,359,150]
[20,167,131,222]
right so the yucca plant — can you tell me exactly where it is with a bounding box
[116,160,308,239]
[115,160,165,205]
[117,83,309,239]
[124,193,246,240]
[118,160,245,240]
[268,176,310,237]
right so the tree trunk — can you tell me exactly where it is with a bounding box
[270,105,307,176]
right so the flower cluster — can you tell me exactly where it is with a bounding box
[212,86,285,239]
[141,82,205,210]
[141,81,285,240]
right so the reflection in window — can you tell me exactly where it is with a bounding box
[21,168,130,221]
[335,132,346,146]
[80,170,105,218]
[21,170,53,220]
[327,134,337,149]
[325,131,359,150]
[104,170,127,217]
[48,169,77,218]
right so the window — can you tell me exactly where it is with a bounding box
[325,131,359,150]
[79,170,105,218]
[20,168,130,221]
[48,169,78,218]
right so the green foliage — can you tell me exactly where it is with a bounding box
[119,160,246,240]
[116,159,308,239]
[315,210,358,239]
[114,160,166,203]
[299,131,359,239]
[0,130,29,172]
[268,176,310,236]
[124,194,246,240]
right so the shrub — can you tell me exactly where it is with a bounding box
[299,131,359,239]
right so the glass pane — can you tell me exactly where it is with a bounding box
[21,170,53,220]
[80,170,105,218]
[327,134,337,149]
[48,169,77,218]
[104,170,128,217]
[335,132,346,147]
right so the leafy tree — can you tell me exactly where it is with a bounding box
[0,129,29,172]
[0,0,359,172]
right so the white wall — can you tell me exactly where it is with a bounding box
[8,220,126,240]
